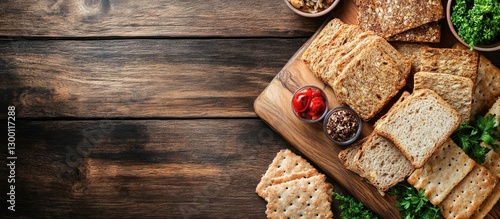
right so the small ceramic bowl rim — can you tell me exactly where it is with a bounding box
[323,106,362,146]
[291,85,329,123]
[446,0,500,52]
[283,0,341,17]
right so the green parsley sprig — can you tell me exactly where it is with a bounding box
[333,192,378,219]
[388,183,441,219]
[451,114,500,164]
[451,0,500,49]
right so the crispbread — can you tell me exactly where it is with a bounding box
[453,43,500,117]
[332,46,406,120]
[357,0,444,38]
[264,174,334,219]
[407,139,476,205]
[256,149,317,198]
[414,72,474,122]
[386,22,441,43]
[374,89,461,168]
[471,185,500,219]
[439,165,499,219]
[312,31,376,82]
[338,137,366,176]
[420,47,479,83]
[354,133,414,192]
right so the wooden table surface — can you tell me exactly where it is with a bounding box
[1,0,499,218]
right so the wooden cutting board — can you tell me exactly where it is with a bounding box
[254,0,500,218]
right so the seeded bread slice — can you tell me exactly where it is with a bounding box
[354,133,414,192]
[357,0,444,38]
[414,72,474,123]
[374,89,461,168]
[407,139,476,205]
[386,22,441,43]
[420,47,479,83]
[332,45,406,121]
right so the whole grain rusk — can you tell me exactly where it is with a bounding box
[414,72,474,122]
[471,185,500,219]
[264,174,334,219]
[439,165,499,219]
[305,23,364,81]
[354,133,414,192]
[357,0,444,38]
[420,47,479,83]
[453,43,500,117]
[313,31,377,82]
[374,89,461,168]
[332,47,406,121]
[256,149,317,198]
[407,139,476,205]
[387,22,441,43]
[338,137,367,176]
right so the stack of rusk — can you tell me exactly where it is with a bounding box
[357,0,444,43]
[302,18,411,121]
[339,44,500,218]
[256,149,334,219]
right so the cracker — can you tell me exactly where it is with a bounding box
[357,0,444,38]
[265,174,334,219]
[270,169,319,185]
[256,149,317,198]
[407,139,476,205]
[471,185,500,219]
[420,47,479,83]
[387,22,441,43]
[413,72,474,122]
[439,165,499,219]
[332,45,406,121]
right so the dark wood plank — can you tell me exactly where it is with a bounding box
[0,119,289,218]
[0,38,307,118]
[0,0,325,37]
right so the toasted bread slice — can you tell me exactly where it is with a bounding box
[386,22,441,43]
[354,133,414,192]
[390,43,428,89]
[439,165,499,219]
[407,139,476,205]
[414,72,474,122]
[420,47,479,83]
[374,89,461,168]
[332,46,406,121]
[338,137,367,176]
[357,0,444,38]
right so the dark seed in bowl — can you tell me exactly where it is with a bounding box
[326,109,359,142]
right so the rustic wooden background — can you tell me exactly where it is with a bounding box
[0,0,499,218]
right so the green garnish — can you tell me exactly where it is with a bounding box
[389,183,441,219]
[451,114,500,164]
[451,0,500,49]
[333,192,378,219]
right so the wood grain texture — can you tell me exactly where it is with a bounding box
[0,0,325,37]
[0,119,298,218]
[0,38,306,118]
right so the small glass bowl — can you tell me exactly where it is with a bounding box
[291,85,329,123]
[323,106,362,146]
[284,0,341,17]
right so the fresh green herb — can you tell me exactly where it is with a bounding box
[451,0,500,49]
[451,114,500,164]
[388,183,441,219]
[333,192,378,219]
